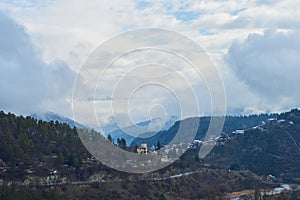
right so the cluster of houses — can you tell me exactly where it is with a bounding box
[134,127,251,157]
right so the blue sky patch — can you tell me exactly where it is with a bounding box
[172,11,201,22]
[135,1,152,10]
[1,0,52,9]
[199,29,215,36]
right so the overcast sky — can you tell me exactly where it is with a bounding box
[0,0,299,130]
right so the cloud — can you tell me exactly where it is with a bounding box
[1,0,300,125]
[226,30,300,110]
[0,12,75,116]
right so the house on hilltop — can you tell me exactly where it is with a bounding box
[137,142,148,154]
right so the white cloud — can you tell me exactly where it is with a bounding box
[0,12,75,116]
[226,30,300,112]
[0,0,299,128]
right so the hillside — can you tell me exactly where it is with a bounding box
[206,109,300,183]
[0,111,104,181]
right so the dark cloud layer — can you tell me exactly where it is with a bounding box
[0,13,75,115]
[227,30,300,108]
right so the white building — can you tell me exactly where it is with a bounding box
[137,142,148,154]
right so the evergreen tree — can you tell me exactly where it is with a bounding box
[156,141,161,150]
[107,134,113,143]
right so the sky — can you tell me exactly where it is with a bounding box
[0,0,299,131]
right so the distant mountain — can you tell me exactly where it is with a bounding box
[31,112,86,129]
[31,113,179,145]
[131,113,278,147]
[106,116,178,145]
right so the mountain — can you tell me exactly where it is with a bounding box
[131,113,278,147]
[106,116,178,145]
[30,113,179,146]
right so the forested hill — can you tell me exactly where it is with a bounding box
[0,111,92,179]
[206,108,300,182]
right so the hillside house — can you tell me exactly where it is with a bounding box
[137,142,148,154]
